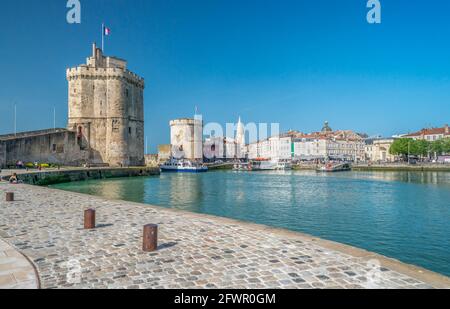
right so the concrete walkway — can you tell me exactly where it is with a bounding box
[0,238,39,289]
[0,183,449,289]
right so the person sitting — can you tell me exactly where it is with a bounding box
[9,173,18,184]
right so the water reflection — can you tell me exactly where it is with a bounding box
[323,170,450,186]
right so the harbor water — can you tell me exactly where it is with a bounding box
[51,170,450,276]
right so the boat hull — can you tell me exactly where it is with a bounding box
[160,167,208,173]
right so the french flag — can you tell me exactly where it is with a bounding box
[103,25,111,36]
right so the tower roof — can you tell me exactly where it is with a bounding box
[321,121,332,133]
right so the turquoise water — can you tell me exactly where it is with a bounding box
[51,170,450,276]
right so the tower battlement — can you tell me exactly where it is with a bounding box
[66,67,144,88]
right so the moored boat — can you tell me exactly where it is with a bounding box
[160,159,208,173]
[317,162,351,172]
[250,160,278,171]
[233,162,252,171]
[275,161,292,170]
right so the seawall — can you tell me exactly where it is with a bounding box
[0,167,160,186]
[352,164,450,172]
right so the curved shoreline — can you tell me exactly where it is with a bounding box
[0,238,40,289]
[0,180,449,288]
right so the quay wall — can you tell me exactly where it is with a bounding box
[352,164,450,172]
[1,167,160,186]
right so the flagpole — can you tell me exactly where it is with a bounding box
[101,23,104,51]
[14,102,17,136]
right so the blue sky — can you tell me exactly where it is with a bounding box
[0,0,449,151]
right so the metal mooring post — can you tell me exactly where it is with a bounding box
[5,192,14,202]
[143,224,158,252]
[84,209,96,229]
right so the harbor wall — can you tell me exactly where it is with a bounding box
[0,130,90,168]
[352,164,450,172]
[1,167,160,186]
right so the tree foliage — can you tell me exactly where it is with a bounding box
[389,138,450,158]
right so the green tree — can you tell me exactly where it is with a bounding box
[389,138,410,157]
[390,138,432,160]
[429,138,450,156]
[412,139,430,157]
[442,138,450,154]
[430,139,444,155]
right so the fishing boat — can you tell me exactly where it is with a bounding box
[160,159,208,173]
[317,162,351,172]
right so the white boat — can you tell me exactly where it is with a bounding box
[160,159,208,173]
[233,162,251,171]
[275,161,292,170]
[250,160,278,171]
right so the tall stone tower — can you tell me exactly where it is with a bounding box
[66,43,145,166]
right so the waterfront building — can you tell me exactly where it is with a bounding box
[0,44,145,168]
[245,123,365,162]
[203,136,238,161]
[202,117,246,161]
[247,142,259,160]
[157,144,171,163]
[291,122,366,162]
[293,137,327,160]
[245,135,293,161]
[404,124,449,141]
[364,138,396,162]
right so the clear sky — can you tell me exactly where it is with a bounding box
[0,0,449,152]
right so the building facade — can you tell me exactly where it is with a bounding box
[404,124,449,141]
[67,43,145,166]
[246,122,366,162]
[365,138,396,162]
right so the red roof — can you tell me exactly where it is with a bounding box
[405,125,449,137]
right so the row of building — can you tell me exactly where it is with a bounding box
[161,119,450,163]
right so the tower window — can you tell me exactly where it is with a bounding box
[126,89,129,97]
[129,127,132,135]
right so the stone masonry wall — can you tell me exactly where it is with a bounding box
[1,131,89,167]
[0,142,6,168]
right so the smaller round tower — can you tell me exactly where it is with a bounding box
[170,118,203,161]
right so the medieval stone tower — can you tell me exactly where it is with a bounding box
[66,43,145,166]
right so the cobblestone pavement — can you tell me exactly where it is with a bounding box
[0,183,448,289]
[0,238,39,289]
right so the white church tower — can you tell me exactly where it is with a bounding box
[235,117,245,158]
